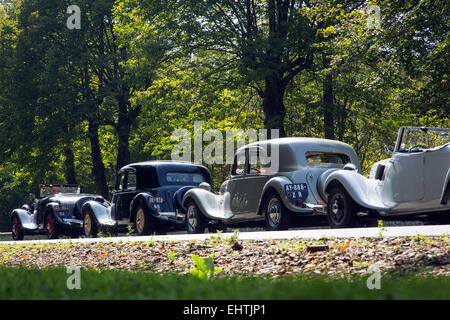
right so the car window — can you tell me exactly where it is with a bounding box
[305,152,350,167]
[232,152,246,175]
[137,167,159,188]
[248,150,269,174]
[126,172,137,190]
[165,172,205,184]
[117,173,126,191]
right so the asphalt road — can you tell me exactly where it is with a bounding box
[1,224,449,245]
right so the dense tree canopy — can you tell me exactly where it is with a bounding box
[0,0,448,230]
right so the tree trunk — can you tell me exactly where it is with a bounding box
[116,95,131,172]
[262,73,287,138]
[88,120,109,199]
[322,55,335,140]
[63,147,77,184]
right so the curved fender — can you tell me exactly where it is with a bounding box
[182,188,233,221]
[440,168,450,205]
[323,170,392,211]
[82,200,115,227]
[256,176,296,214]
[173,186,195,212]
[11,209,37,231]
[44,203,61,222]
[129,193,156,221]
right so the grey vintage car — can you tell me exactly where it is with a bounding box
[182,137,361,232]
[322,126,450,227]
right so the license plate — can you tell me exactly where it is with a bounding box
[285,183,308,199]
[148,197,164,204]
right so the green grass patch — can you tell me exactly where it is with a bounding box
[0,266,449,300]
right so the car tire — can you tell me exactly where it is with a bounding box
[185,199,207,234]
[45,213,60,239]
[83,209,98,238]
[11,216,24,241]
[134,203,153,236]
[326,187,357,228]
[264,192,291,231]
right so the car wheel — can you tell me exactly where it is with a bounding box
[83,209,98,238]
[185,199,207,234]
[134,203,152,236]
[11,217,24,241]
[264,192,290,231]
[45,214,60,239]
[326,187,357,228]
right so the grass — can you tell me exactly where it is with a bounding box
[0,266,449,300]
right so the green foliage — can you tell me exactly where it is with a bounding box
[188,254,222,280]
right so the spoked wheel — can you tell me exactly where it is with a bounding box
[11,217,24,241]
[134,204,152,236]
[83,210,98,238]
[326,187,357,228]
[264,192,290,231]
[46,214,60,239]
[185,199,207,234]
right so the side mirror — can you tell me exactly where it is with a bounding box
[21,204,31,212]
[384,145,393,154]
[198,182,212,192]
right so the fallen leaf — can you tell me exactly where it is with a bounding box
[340,242,351,252]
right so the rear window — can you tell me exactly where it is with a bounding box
[305,151,350,167]
[165,172,206,184]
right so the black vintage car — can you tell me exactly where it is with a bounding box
[81,161,213,237]
[10,184,106,240]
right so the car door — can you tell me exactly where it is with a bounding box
[387,152,425,202]
[113,170,139,222]
[227,150,248,216]
[243,147,270,215]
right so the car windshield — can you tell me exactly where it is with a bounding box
[39,185,81,198]
[399,127,450,152]
[165,172,206,184]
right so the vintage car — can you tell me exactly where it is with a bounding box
[322,126,450,227]
[81,161,213,236]
[182,137,361,232]
[10,184,105,240]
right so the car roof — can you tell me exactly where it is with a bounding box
[236,137,354,153]
[119,160,208,172]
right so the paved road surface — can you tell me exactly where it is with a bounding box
[1,224,449,245]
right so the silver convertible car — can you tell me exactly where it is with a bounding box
[182,137,361,232]
[322,126,450,227]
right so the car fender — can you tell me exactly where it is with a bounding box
[44,203,61,222]
[173,186,195,212]
[82,200,115,227]
[440,168,450,205]
[323,170,391,211]
[129,193,155,222]
[182,188,233,221]
[256,176,295,214]
[11,209,38,231]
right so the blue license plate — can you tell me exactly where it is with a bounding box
[284,183,308,201]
